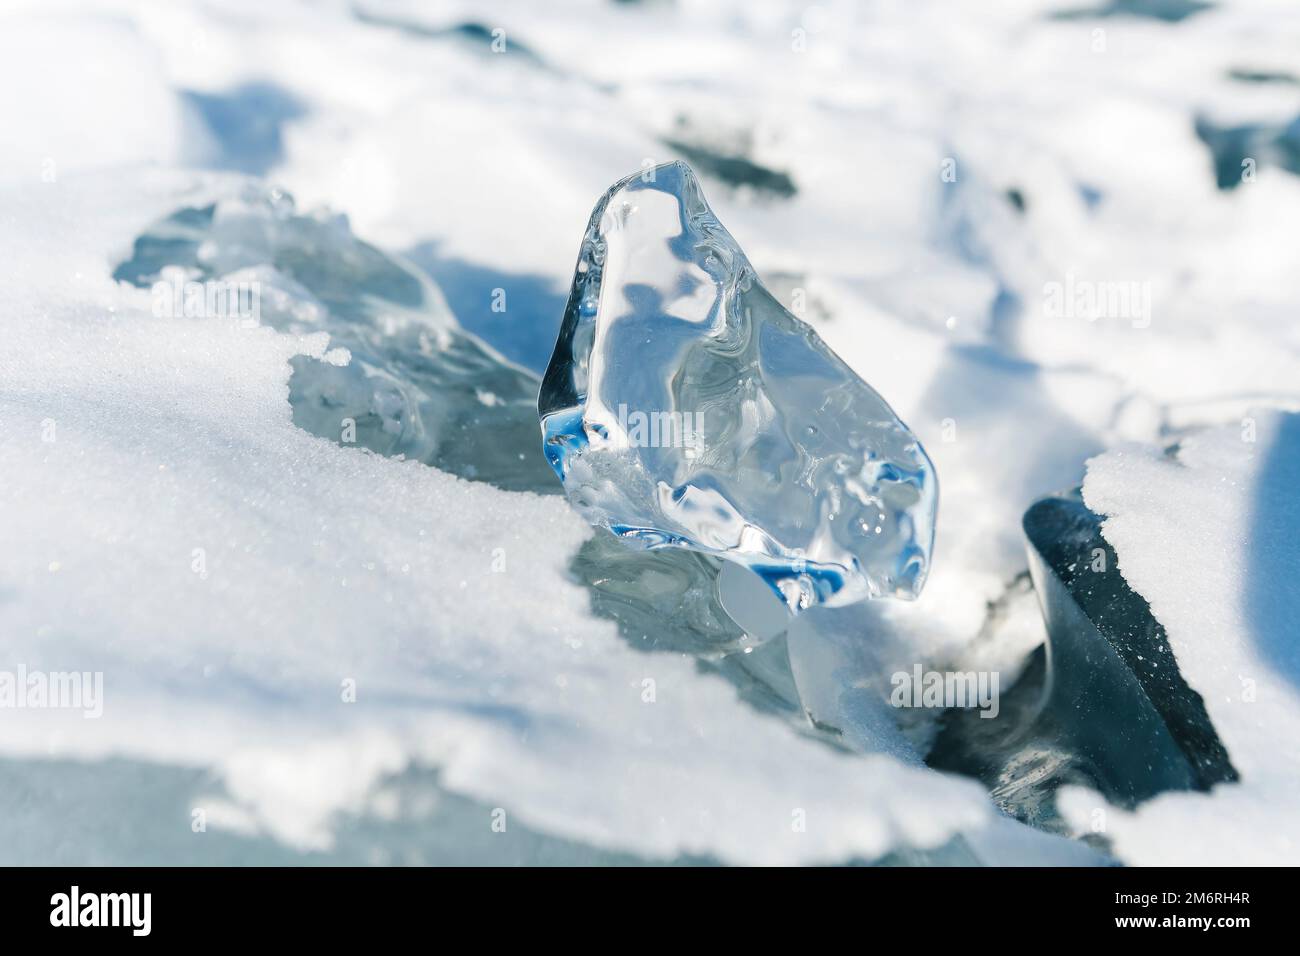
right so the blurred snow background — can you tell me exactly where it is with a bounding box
[1,0,1297,864]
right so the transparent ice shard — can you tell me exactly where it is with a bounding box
[539,162,937,612]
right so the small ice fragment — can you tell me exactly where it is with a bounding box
[539,162,937,611]
[716,561,791,643]
[1022,488,1237,799]
[113,185,556,492]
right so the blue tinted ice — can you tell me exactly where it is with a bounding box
[539,162,937,611]
[113,184,555,493]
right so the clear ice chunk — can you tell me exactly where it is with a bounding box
[925,490,1239,831]
[113,183,556,492]
[1020,489,1237,797]
[539,162,937,611]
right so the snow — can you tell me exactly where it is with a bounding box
[1,0,1297,863]
[0,11,202,178]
